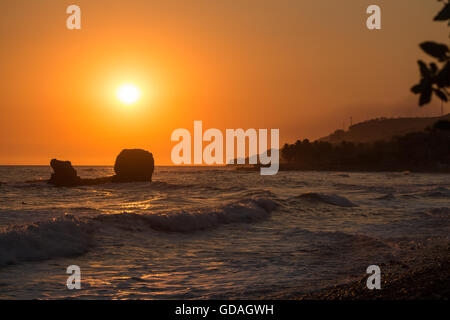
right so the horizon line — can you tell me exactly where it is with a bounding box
[0,164,229,167]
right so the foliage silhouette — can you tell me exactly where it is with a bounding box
[280,123,450,172]
[411,0,450,106]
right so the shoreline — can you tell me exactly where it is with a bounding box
[295,242,450,300]
[233,164,450,174]
[1,164,450,174]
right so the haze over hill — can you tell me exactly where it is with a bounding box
[319,114,450,144]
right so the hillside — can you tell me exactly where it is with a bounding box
[319,114,450,144]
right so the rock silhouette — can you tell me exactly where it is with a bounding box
[48,149,154,187]
[113,149,154,182]
[48,159,82,187]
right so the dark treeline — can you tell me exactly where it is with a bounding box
[280,120,450,172]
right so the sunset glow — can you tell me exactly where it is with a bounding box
[0,1,446,165]
[0,0,449,304]
[117,84,141,105]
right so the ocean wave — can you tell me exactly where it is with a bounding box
[425,207,450,218]
[314,231,391,253]
[107,180,241,192]
[9,181,50,190]
[374,193,396,200]
[0,214,94,268]
[399,194,419,199]
[94,198,278,233]
[200,185,247,193]
[334,173,350,178]
[385,171,411,178]
[156,168,229,175]
[296,193,357,207]
[118,181,195,191]
[422,187,450,198]
[149,181,192,189]
[241,189,277,199]
[65,206,101,212]
[281,229,392,261]
[333,183,395,194]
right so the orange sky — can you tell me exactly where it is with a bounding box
[0,0,448,165]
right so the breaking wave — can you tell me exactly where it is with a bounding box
[94,198,278,233]
[0,214,94,268]
[0,197,278,268]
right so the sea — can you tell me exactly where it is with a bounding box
[0,166,449,299]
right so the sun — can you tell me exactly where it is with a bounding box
[117,84,141,105]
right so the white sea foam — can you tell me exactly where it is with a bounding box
[94,198,277,233]
[0,214,93,267]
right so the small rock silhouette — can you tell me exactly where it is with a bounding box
[48,159,81,187]
[48,149,154,187]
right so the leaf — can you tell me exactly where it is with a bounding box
[411,79,432,95]
[434,3,450,21]
[420,42,449,61]
[430,63,438,74]
[419,85,432,106]
[418,60,431,79]
[411,84,422,94]
[437,62,450,87]
[434,89,448,102]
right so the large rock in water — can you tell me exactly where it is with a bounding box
[113,149,154,182]
[49,159,81,187]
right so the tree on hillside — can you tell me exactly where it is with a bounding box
[411,0,450,106]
